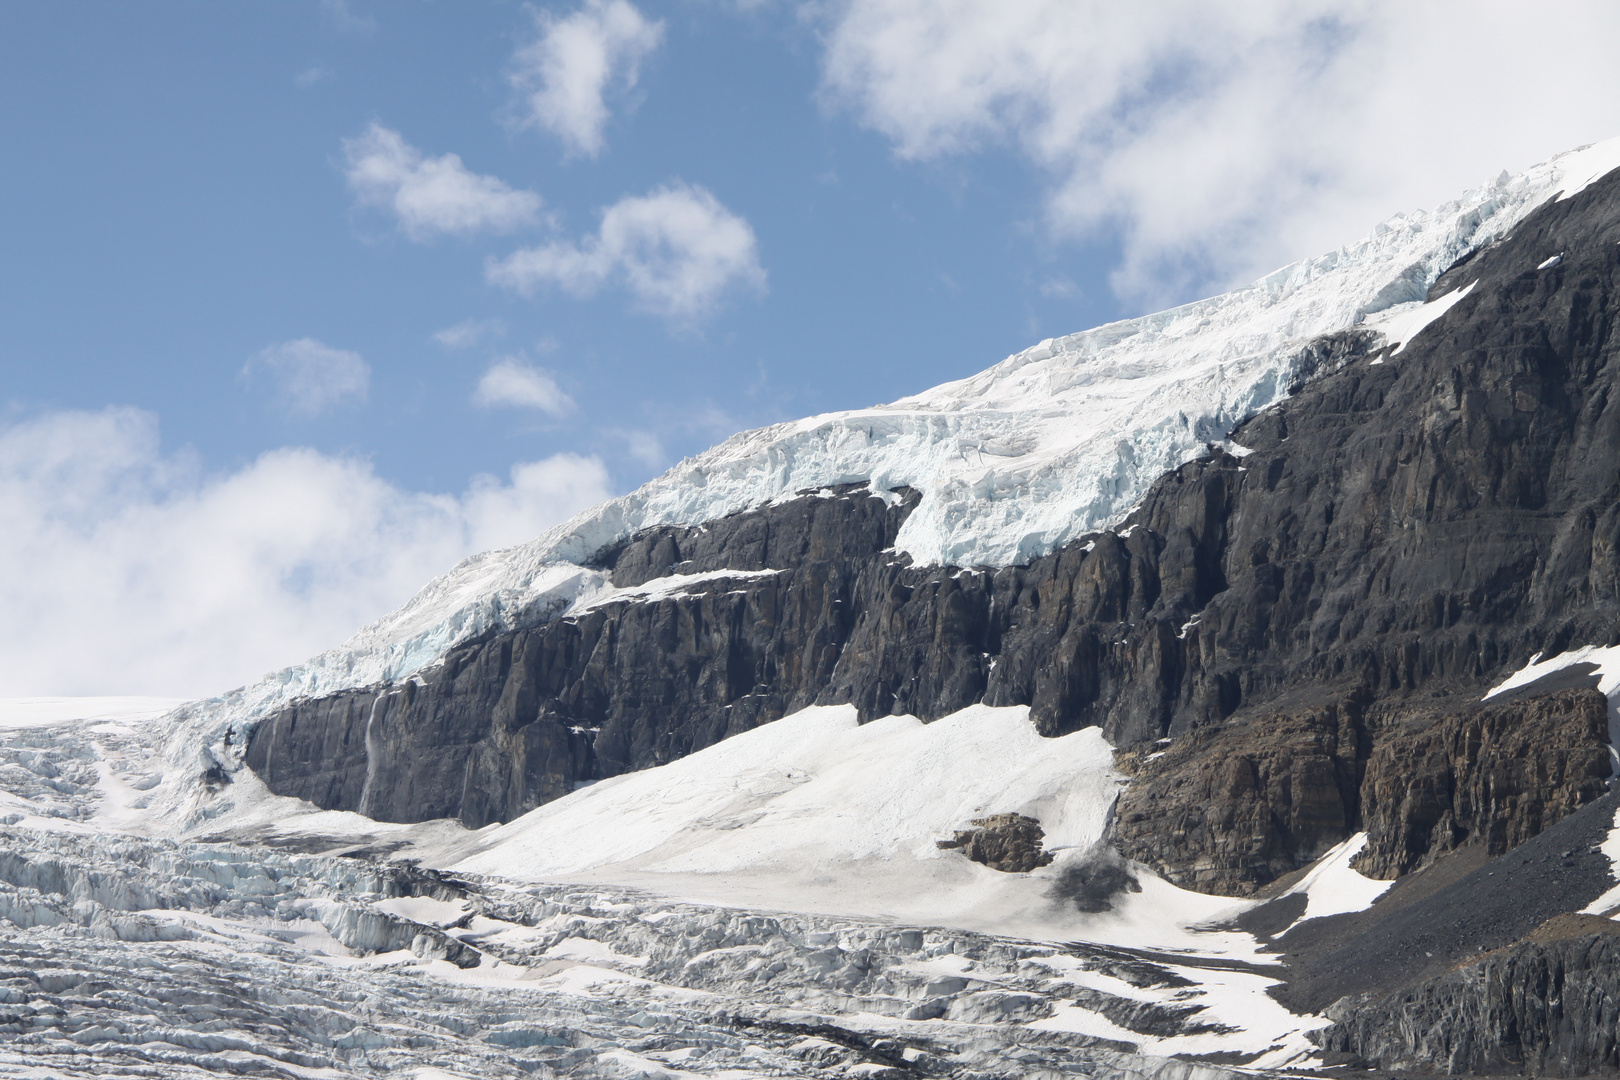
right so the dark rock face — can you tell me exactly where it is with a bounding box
[245,487,920,827]
[935,813,1054,873]
[1113,687,1610,895]
[1270,790,1620,1017]
[1314,929,1620,1075]
[1112,699,1367,894]
[250,166,1620,860]
[1352,688,1612,879]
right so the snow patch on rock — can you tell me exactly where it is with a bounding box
[1485,642,1620,771]
[1279,833,1395,932]
[1487,644,1620,920]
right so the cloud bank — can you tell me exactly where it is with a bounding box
[820,0,1620,303]
[509,0,664,158]
[0,408,613,697]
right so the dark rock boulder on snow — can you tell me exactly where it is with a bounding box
[935,813,1054,873]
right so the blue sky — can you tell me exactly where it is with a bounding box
[0,1,1103,495]
[4,0,1620,697]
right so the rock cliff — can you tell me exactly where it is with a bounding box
[249,166,1620,843]
[1315,926,1620,1075]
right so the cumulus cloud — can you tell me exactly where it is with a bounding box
[0,408,613,697]
[343,124,542,240]
[473,358,576,415]
[487,183,766,322]
[509,0,665,157]
[820,0,1620,303]
[247,338,370,416]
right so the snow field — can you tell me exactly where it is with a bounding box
[1278,833,1395,931]
[451,703,1261,954]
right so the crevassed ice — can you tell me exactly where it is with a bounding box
[158,137,1620,786]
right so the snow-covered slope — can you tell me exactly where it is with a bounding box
[0,701,1359,1073]
[159,137,1620,756]
[450,704,1261,951]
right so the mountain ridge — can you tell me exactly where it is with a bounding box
[152,138,1620,792]
[14,137,1620,1077]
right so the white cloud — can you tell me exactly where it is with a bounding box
[433,317,505,350]
[473,358,576,415]
[0,408,613,697]
[508,0,665,158]
[343,124,542,240]
[248,338,370,416]
[487,183,766,322]
[820,0,1620,304]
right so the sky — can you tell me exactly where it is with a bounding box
[4,0,1620,698]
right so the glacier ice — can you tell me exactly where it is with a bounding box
[0,731,1312,1077]
[143,137,1620,792]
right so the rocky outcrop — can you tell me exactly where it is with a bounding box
[1314,927,1620,1075]
[936,813,1054,873]
[1353,687,1612,879]
[1270,790,1620,1018]
[1113,688,1610,896]
[1112,699,1366,894]
[250,166,1620,840]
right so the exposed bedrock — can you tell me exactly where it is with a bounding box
[1112,699,1368,895]
[1112,687,1611,895]
[1351,688,1613,880]
[1314,926,1620,1076]
[250,167,1620,838]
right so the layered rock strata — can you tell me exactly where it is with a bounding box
[1112,687,1611,895]
[250,167,1620,871]
[1314,927,1620,1075]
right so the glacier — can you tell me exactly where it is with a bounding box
[0,705,1330,1076]
[10,137,1620,1076]
[144,135,1620,785]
